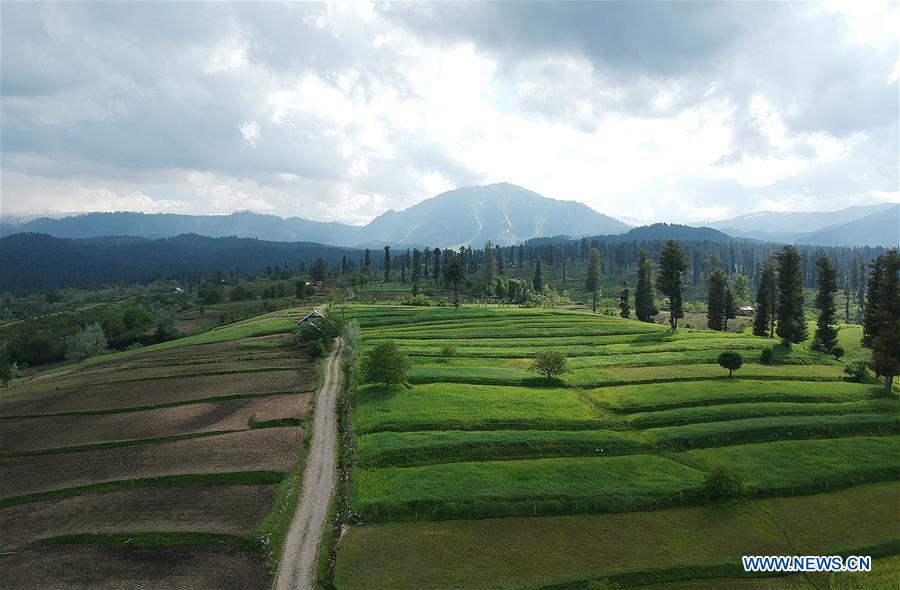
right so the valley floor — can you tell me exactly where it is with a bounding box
[333,305,899,589]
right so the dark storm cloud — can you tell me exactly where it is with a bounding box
[1,1,897,220]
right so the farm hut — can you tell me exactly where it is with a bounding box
[737,306,755,316]
[296,309,327,328]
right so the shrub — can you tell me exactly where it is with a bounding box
[0,361,17,389]
[704,464,744,500]
[717,350,743,377]
[65,323,108,360]
[307,339,327,360]
[759,347,773,364]
[440,344,457,358]
[844,360,869,383]
[402,294,434,307]
[528,350,570,380]
[230,282,256,301]
[831,345,844,360]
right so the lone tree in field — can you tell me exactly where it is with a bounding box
[775,246,808,344]
[706,268,728,331]
[445,256,462,308]
[529,350,569,381]
[753,260,778,337]
[862,250,900,393]
[533,258,543,293]
[585,247,601,313]
[362,340,409,388]
[383,246,391,282]
[814,255,839,353]
[635,249,657,322]
[717,351,743,378]
[658,240,689,330]
[619,280,631,318]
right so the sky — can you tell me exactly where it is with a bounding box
[1,1,898,225]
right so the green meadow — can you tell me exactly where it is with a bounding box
[335,305,899,589]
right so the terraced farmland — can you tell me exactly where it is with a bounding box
[334,305,900,589]
[0,308,317,589]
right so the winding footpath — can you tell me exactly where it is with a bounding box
[274,337,343,590]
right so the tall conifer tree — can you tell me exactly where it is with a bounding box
[775,246,808,344]
[658,240,689,330]
[814,255,839,352]
[585,248,601,313]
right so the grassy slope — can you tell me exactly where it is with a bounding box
[353,455,706,520]
[336,483,900,590]
[335,305,898,588]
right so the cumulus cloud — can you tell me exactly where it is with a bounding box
[1,1,897,225]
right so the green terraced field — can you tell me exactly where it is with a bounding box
[354,383,608,433]
[353,455,706,520]
[684,436,900,494]
[357,428,648,467]
[335,483,900,590]
[335,304,898,589]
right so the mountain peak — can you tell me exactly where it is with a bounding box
[363,183,628,247]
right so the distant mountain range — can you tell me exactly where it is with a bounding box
[2,183,896,248]
[706,203,899,247]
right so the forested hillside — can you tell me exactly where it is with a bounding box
[0,233,361,292]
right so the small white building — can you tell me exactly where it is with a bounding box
[737,306,755,316]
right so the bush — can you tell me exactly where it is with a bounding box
[704,464,744,500]
[307,339,327,360]
[831,345,844,360]
[717,351,743,377]
[198,283,224,305]
[844,360,869,383]
[65,323,108,361]
[230,282,256,301]
[440,344,457,358]
[759,347,773,364]
[402,294,434,306]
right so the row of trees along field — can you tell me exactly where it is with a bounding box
[337,238,885,294]
[343,240,897,393]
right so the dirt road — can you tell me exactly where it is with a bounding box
[274,338,342,590]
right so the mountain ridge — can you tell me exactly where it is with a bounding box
[3,185,896,248]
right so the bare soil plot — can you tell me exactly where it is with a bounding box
[0,544,267,590]
[0,393,311,453]
[0,485,277,550]
[129,335,294,362]
[0,371,311,416]
[0,427,302,499]
[27,358,308,388]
